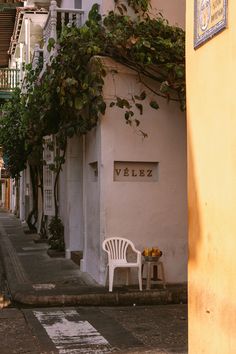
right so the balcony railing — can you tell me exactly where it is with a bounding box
[0,69,20,91]
[41,1,84,66]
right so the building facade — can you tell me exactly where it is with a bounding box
[186,1,236,353]
[4,0,187,287]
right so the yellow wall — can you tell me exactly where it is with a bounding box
[187,2,236,353]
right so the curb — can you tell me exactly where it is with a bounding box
[11,287,187,307]
[0,214,187,308]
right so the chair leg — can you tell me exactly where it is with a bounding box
[104,265,108,287]
[138,266,142,291]
[109,266,114,292]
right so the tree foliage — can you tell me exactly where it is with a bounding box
[0,89,27,177]
[0,1,185,178]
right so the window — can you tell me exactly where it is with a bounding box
[43,165,55,216]
[43,136,55,216]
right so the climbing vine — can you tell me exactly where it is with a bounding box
[0,1,185,232]
[36,2,185,143]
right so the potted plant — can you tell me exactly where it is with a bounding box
[47,216,65,257]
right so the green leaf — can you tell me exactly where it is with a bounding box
[0,2,185,181]
[134,91,146,101]
[66,127,75,138]
[74,97,83,110]
[47,37,55,52]
[175,66,184,79]
[150,101,160,109]
[115,97,131,109]
[135,103,143,115]
[99,101,106,114]
[125,111,130,120]
[160,81,170,94]
[143,40,151,48]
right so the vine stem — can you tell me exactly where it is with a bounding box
[138,72,181,102]
[103,53,183,103]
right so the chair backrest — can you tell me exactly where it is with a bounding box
[102,237,135,262]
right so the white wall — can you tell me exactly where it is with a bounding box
[83,128,102,280]
[101,0,185,28]
[59,0,103,11]
[83,58,187,285]
[1,182,5,207]
[60,0,75,8]
[151,0,185,28]
[19,170,26,221]
[59,135,84,258]
[9,179,16,213]
[59,0,185,28]
[56,0,187,286]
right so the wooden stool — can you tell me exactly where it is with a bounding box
[142,259,166,290]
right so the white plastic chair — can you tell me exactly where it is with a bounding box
[102,237,142,292]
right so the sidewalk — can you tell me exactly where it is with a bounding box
[0,211,187,307]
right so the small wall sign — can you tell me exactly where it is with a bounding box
[194,0,227,48]
[114,161,159,182]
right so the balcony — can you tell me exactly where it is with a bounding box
[0,69,20,99]
[38,1,85,70]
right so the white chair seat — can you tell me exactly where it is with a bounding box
[102,237,142,292]
[110,261,139,267]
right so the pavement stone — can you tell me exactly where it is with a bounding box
[0,308,42,354]
[0,211,187,307]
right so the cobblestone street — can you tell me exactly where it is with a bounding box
[0,304,187,353]
[0,250,11,309]
[101,305,187,352]
[0,308,43,354]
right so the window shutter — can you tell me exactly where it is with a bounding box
[43,136,55,216]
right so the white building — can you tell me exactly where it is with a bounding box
[8,0,187,287]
